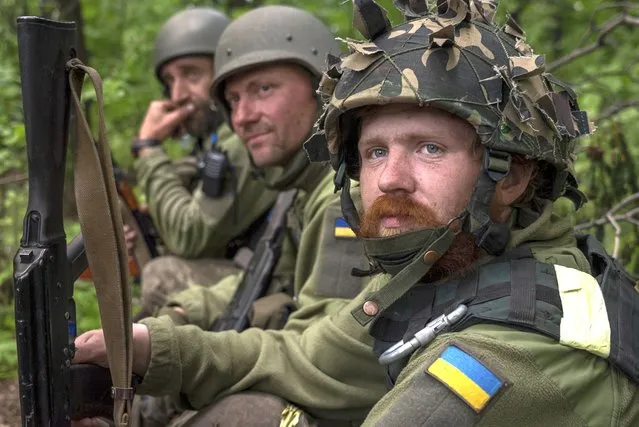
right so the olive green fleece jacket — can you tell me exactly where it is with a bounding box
[162,163,367,330]
[137,201,622,424]
[135,125,277,258]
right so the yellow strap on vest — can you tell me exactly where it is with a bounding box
[67,58,133,427]
[555,264,611,358]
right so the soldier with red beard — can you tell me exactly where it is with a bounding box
[305,0,639,424]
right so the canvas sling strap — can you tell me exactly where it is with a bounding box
[67,57,133,427]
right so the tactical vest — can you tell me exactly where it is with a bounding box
[370,234,639,387]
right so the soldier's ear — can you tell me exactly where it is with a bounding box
[492,160,535,210]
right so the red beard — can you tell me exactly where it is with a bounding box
[360,194,481,282]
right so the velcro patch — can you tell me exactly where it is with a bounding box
[334,217,356,239]
[427,345,504,413]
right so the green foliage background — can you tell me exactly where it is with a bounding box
[0,0,638,379]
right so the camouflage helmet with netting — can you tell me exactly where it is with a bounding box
[210,5,341,125]
[310,0,593,203]
[153,7,230,81]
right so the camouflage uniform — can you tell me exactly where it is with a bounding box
[135,9,278,315]
[134,1,639,426]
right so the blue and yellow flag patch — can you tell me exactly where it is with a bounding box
[334,217,356,239]
[427,345,504,413]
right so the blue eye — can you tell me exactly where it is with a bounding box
[422,143,441,154]
[226,95,239,109]
[369,148,387,159]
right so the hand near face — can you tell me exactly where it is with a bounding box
[137,100,195,141]
[73,323,152,377]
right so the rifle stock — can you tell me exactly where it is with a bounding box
[112,161,160,258]
[13,16,76,426]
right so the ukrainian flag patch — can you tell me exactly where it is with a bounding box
[334,217,356,239]
[427,345,504,413]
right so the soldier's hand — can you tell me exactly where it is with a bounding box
[123,224,137,255]
[137,100,195,141]
[73,323,152,376]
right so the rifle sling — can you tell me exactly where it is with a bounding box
[67,58,133,427]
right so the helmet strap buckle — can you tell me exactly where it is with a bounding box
[465,149,513,255]
[334,160,346,192]
[484,149,511,182]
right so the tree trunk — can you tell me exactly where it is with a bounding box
[51,0,89,221]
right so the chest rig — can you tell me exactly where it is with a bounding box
[370,234,639,387]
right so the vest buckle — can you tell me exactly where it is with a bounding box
[378,304,468,365]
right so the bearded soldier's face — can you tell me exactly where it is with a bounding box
[358,105,482,238]
[224,64,317,168]
[160,56,220,138]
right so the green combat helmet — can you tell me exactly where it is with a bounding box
[305,0,594,324]
[211,5,341,124]
[210,5,341,186]
[153,7,230,83]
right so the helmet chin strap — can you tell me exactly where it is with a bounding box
[465,148,512,256]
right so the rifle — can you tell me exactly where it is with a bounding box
[12,17,78,426]
[211,189,297,332]
[14,16,133,425]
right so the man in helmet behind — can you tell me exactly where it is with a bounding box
[130,7,278,318]
[74,1,639,426]
[128,5,368,426]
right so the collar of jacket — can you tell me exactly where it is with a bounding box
[253,149,330,193]
[215,123,233,141]
[351,198,587,327]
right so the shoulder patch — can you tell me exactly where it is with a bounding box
[334,217,356,239]
[426,345,504,413]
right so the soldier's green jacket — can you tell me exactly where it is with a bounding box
[135,125,277,258]
[160,161,366,330]
[138,202,638,425]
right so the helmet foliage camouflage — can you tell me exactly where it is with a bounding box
[312,0,593,201]
[153,7,230,81]
[211,5,341,121]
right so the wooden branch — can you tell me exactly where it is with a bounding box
[607,212,622,258]
[575,193,639,258]
[548,14,639,71]
[0,174,28,186]
[595,100,639,123]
